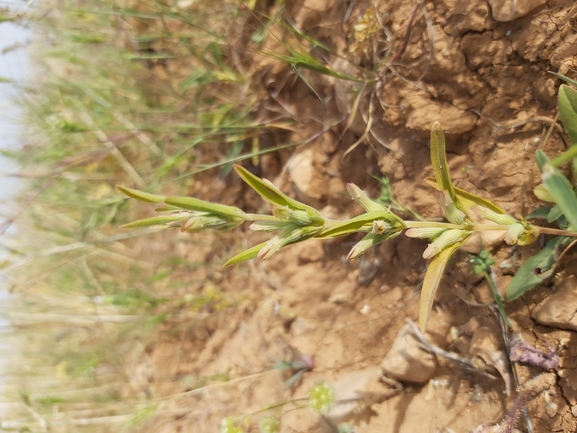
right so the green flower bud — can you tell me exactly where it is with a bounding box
[347,232,389,259]
[346,183,386,213]
[439,191,466,224]
[258,224,323,260]
[444,201,466,225]
[181,214,241,233]
[273,207,324,226]
[423,229,469,259]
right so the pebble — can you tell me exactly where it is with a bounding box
[532,275,577,331]
[380,324,437,383]
[325,366,386,425]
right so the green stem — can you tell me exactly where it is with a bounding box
[551,145,577,167]
[482,269,512,328]
[405,221,577,238]
[403,221,464,230]
[243,214,281,222]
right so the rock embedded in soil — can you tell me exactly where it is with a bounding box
[380,324,437,383]
[488,0,548,22]
[325,366,389,425]
[532,275,577,331]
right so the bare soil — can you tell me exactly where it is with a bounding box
[131,1,577,432]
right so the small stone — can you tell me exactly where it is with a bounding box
[287,149,322,207]
[360,304,371,315]
[328,276,356,304]
[380,324,437,383]
[325,366,387,425]
[532,275,577,331]
[357,256,379,287]
[460,317,481,336]
[488,0,547,22]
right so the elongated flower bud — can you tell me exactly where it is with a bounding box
[473,206,518,225]
[346,183,385,213]
[423,229,469,259]
[273,207,324,226]
[258,225,323,260]
[405,227,447,239]
[181,214,240,232]
[437,190,465,224]
[347,232,389,259]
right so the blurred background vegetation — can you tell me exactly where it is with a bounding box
[0,0,293,430]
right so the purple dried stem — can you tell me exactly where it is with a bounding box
[509,337,559,370]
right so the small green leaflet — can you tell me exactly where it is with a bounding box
[506,236,568,301]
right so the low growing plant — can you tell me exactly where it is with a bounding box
[119,81,577,333]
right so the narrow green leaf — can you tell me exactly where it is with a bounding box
[117,185,165,203]
[234,164,311,211]
[424,177,505,214]
[223,242,268,267]
[558,84,577,145]
[506,237,567,301]
[526,206,553,220]
[534,149,548,170]
[430,122,456,200]
[347,232,392,260]
[549,71,577,88]
[346,183,386,213]
[537,151,577,229]
[164,196,246,219]
[547,205,563,223]
[121,215,186,229]
[419,241,462,332]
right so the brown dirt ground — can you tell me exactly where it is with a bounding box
[128,1,577,432]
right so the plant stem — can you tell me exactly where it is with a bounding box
[536,226,577,237]
[403,221,464,229]
[551,145,577,167]
[244,214,281,222]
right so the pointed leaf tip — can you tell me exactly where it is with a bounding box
[117,185,165,203]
